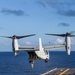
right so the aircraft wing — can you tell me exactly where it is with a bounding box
[44,44,65,50]
[17,46,39,52]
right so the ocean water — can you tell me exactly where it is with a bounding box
[0,51,75,75]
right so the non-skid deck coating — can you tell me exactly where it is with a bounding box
[41,68,75,75]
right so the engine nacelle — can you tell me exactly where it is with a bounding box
[12,39,19,56]
[65,36,71,55]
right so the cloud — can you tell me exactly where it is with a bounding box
[59,23,70,27]
[1,8,25,16]
[71,38,75,45]
[58,9,75,16]
[53,37,75,45]
[48,38,64,45]
[36,0,46,8]
[40,0,75,17]
[0,41,11,46]
[54,38,64,44]
[25,42,31,45]
[0,27,4,29]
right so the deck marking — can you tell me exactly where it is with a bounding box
[41,68,57,75]
[59,68,70,75]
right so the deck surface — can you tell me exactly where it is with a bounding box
[41,68,75,75]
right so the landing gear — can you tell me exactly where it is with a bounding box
[45,59,48,63]
[29,60,34,68]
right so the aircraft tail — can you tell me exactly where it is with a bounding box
[39,38,43,50]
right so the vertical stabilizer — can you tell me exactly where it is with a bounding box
[35,38,49,60]
[39,38,43,50]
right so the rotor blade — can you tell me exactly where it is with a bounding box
[70,35,75,37]
[15,34,36,39]
[70,31,75,34]
[0,34,36,39]
[0,36,12,39]
[45,33,66,37]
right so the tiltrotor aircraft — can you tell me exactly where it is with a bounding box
[1,32,75,68]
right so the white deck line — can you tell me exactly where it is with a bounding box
[41,68,57,75]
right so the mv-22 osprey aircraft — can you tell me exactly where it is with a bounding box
[1,32,75,68]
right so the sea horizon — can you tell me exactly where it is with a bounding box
[0,51,75,75]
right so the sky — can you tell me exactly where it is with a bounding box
[0,0,75,51]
